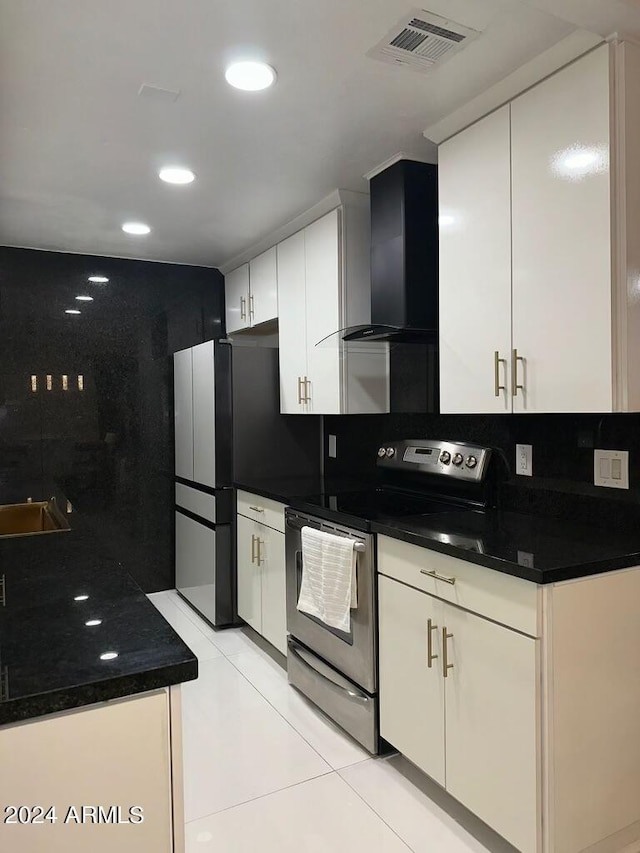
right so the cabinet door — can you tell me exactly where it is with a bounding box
[511,46,612,413]
[444,605,539,853]
[277,231,308,414]
[236,514,262,634]
[259,528,287,655]
[192,340,215,488]
[249,247,278,327]
[225,264,250,334]
[378,576,445,785]
[173,347,193,480]
[175,510,216,622]
[439,106,513,414]
[305,209,342,414]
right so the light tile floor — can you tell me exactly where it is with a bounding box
[148,590,514,853]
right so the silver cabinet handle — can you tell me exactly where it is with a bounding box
[256,538,264,566]
[421,569,456,585]
[426,618,438,668]
[297,376,303,405]
[302,376,311,403]
[240,296,246,321]
[512,348,525,397]
[250,534,256,564]
[494,351,506,397]
[249,294,255,320]
[442,627,454,678]
[248,506,264,513]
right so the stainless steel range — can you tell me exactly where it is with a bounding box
[285,438,492,753]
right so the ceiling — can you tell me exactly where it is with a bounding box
[1,0,640,268]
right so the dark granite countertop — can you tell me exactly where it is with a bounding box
[233,476,364,505]
[0,505,197,726]
[372,509,640,584]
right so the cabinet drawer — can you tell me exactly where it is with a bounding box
[378,535,539,636]
[237,490,285,533]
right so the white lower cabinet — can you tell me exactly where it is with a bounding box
[379,536,640,853]
[443,604,538,853]
[236,513,263,634]
[236,495,287,655]
[378,574,537,853]
[0,688,184,852]
[378,575,445,786]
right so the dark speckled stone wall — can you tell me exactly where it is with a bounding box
[323,412,640,533]
[0,246,223,592]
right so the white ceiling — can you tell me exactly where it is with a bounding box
[1,0,639,268]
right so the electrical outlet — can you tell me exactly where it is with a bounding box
[594,449,629,489]
[516,444,533,477]
[328,434,337,459]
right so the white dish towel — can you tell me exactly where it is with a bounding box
[297,526,359,633]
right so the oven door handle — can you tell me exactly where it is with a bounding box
[287,639,371,705]
[286,519,366,552]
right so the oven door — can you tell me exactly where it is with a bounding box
[285,509,376,693]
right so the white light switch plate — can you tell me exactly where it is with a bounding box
[594,449,629,489]
[516,444,533,477]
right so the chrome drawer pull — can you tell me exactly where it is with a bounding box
[250,534,256,564]
[248,506,264,513]
[426,618,438,668]
[512,348,525,397]
[442,627,454,678]
[494,350,506,397]
[421,569,456,585]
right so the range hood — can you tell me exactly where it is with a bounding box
[341,158,439,344]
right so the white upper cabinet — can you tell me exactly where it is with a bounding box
[439,41,640,414]
[249,247,278,327]
[439,105,513,414]
[225,263,250,334]
[511,46,612,414]
[225,251,278,335]
[277,231,309,413]
[278,198,389,415]
[304,209,342,414]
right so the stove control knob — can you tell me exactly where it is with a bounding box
[440,450,451,465]
[377,447,386,458]
[385,447,396,458]
[452,453,464,466]
[466,455,478,469]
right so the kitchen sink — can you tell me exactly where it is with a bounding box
[0,499,70,538]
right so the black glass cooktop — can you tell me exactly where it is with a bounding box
[290,488,467,530]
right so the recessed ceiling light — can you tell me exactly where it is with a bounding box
[65,309,81,315]
[100,651,118,661]
[85,619,102,627]
[75,295,94,302]
[122,221,151,235]
[74,594,89,601]
[225,61,276,91]
[159,166,195,185]
[88,275,109,283]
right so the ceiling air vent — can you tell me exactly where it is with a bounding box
[367,8,480,73]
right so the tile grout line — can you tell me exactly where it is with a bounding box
[184,768,337,826]
[224,651,338,770]
[150,592,228,654]
[338,768,416,852]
